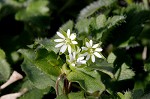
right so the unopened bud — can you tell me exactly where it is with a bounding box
[0,71,23,90]
[0,88,28,99]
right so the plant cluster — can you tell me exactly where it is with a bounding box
[0,0,150,99]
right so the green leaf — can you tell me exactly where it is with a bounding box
[89,60,114,78]
[68,91,85,99]
[19,49,62,89]
[115,63,135,81]
[67,68,105,94]
[96,14,107,29]
[75,18,91,34]
[78,0,116,19]
[132,89,144,99]
[141,93,150,99]
[107,52,117,64]
[59,20,74,32]
[117,91,132,99]
[15,0,49,21]
[18,79,51,99]
[34,38,59,54]
[35,49,62,76]
[56,91,85,99]
[106,15,126,29]
[0,49,11,82]
[56,94,68,99]
[21,59,55,89]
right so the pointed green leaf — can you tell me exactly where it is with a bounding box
[67,68,105,93]
[15,0,49,21]
[107,52,117,64]
[96,14,107,29]
[78,0,116,19]
[35,38,59,54]
[59,20,74,32]
[56,94,68,99]
[75,18,91,34]
[21,59,55,89]
[0,49,11,82]
[68,91,85,99]
[115,63,135,81]
[106,15,126,29]
[89,60,114,78]
[19,49,62,89]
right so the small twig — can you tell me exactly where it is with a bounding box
[142,46,147,60]
[55,73,65,96]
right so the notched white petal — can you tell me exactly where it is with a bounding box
[54,39,64,42]
[69,53,73,61]
[73,52,76,59]
[60,44,67,53]
[94,52,102,58]
[81,47,88,51]
[78,57,84,60]
[55,43,64,48]
[57,32,65,39]
[89,40,93,46]
[70,34,76,40]
[68,45,71,53]
[95,48,103,52]
[72,41,78,44]
[82,52,88,56]
[92,44,99,48]
[86,42,90,47]
[67,29,70,38]
[71,63,75,66]
[86,54,90,60]
[80,60,86,64]
[91,54,95,63]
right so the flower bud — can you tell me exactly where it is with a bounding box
[0,71,23,90]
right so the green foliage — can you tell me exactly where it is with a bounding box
[0,49,11,83]
[15,0,49,21]
[56,91,85,99]
[67,68,105,94]
[78,0,116,20]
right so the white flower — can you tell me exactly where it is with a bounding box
[82,40,103,63]
[54,29,78,53]
[68,52,86,66]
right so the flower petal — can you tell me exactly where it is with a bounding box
[91,54,95,63]
[81,47,88,50]
[57,32,65,39]
[92,44,99,48]
[54,39,64,42]
[60,44,67,53]
[71,63,75,66]
[82,52,88,56]
[78,57,84,61]
[95,48,103,52]
[67,29,70,38]
[86,54,90,60]
[68,45,71,53]
[89,40,93,46]
[70,34,76,40]
[86,42,90,47]
[72,41,78,44]
[73,52,76,59]
[69,53,73,61]
[55,43,64,48]
[80,60,86,64]
[94,52,102,58]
